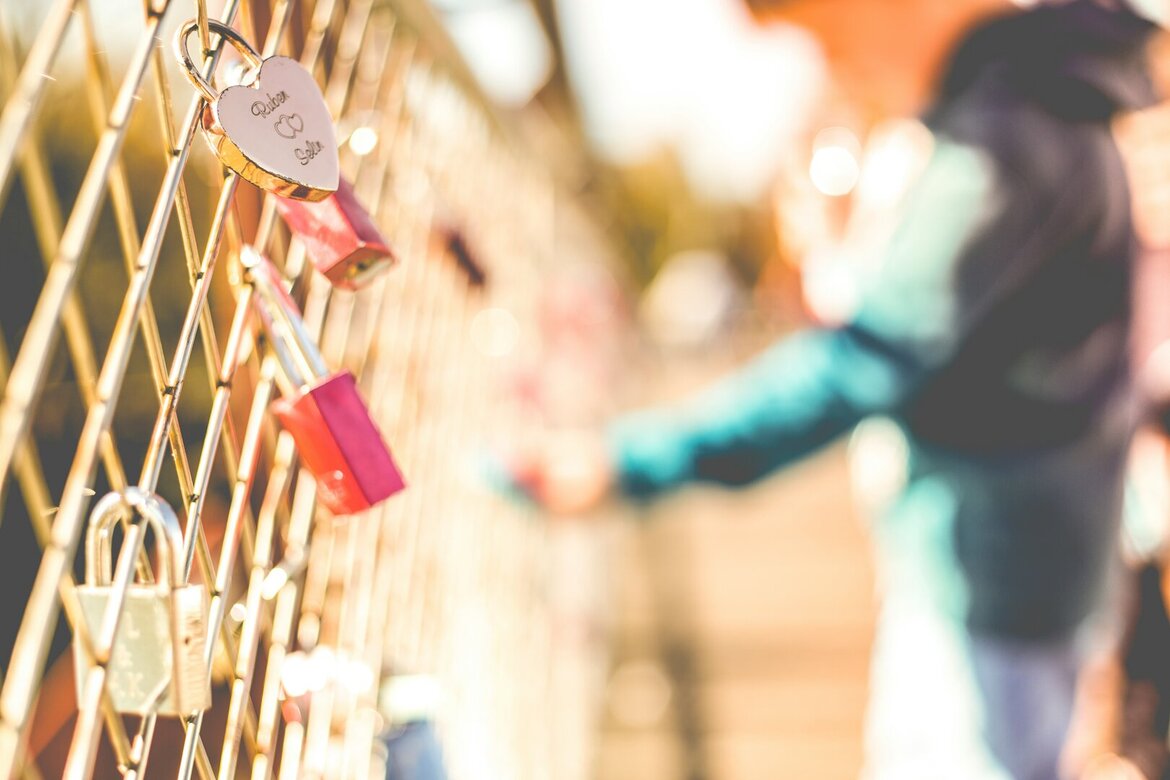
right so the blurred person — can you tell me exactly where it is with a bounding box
[511,0,1165,778]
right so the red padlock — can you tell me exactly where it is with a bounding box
[241,245,405,514]
[274,177,397,290]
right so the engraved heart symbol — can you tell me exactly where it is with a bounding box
[208,56,338,201]
[274,113,303,139]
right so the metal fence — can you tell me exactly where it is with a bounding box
[0,0,612,777]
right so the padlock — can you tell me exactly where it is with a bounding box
[240,245,406,514]
[72,488,211,716]
[274,177,398,289]
[174,19,339,201]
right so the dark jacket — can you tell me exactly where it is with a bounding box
[609,1,1157,640]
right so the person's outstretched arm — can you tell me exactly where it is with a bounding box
[610,323,920,497]
[531,127,1107,512]
[607,131,1094,500]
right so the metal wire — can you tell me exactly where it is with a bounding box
[0,0,614,778]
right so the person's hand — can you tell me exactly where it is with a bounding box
[501,430,615,516]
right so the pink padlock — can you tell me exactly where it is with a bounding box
[274,177,397,290]
[241,245,405,514]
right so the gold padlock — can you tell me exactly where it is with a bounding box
[173,19,339,201]
[72,488,211,716]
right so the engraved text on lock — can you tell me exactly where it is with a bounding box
[214,57,339,198]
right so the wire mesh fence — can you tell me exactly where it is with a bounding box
[0,0,613,777]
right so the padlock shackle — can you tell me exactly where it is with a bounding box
[253,296,312,391]
[174,19,264,104]
[240,245,330,388]
[85,488,186,590]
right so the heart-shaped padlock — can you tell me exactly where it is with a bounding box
[175,20,339,201]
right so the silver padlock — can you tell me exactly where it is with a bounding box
[72,488,211,716]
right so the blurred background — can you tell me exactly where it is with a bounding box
[3,0,1170,779]
[431,2,1170,778]
[431,2,890,777]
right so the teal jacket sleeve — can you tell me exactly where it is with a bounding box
[609,326,916,498]
[607,136,1084,499]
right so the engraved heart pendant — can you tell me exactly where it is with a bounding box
[174,21,339,201]
[209,56,339,201]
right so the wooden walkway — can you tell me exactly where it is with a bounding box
[596,444,877,780]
